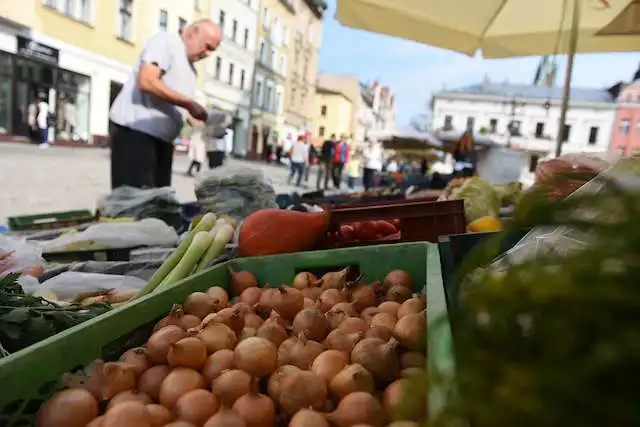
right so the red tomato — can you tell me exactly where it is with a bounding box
[339,224,356,241]
[358,221,379,240]
[388,219,401,228]
[380,232,401,241]
[375,220,398,236]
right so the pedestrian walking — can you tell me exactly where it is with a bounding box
[287,135,310,187]
[331,135,350,189]
[36,94,50,149]
[362,138,382,191]
[186,119,206,176]
[27,99,39,143]
[346,151,362,191]
[109,19,221,189]
[304,139,318,184]
[316,133,336,190]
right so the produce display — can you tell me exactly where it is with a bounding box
[333,220,402,244]
[37,268,427,427]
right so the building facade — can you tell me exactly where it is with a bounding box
[312,86,353,140]
[0,0,208,144]
[359,80,396,140]
[207,0,258,156]
[431,81,617,153]
[610,81,640,156]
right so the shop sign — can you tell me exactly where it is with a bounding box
[17,36,59,64]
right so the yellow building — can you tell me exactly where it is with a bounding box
[312,86,354,143]
[0,0,207,144]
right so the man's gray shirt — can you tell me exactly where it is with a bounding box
[110,32,197,143]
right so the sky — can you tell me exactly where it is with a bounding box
[317,0,640,127]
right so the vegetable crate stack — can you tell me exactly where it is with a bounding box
[0,242,450,427]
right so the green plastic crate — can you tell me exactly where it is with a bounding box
[0,243,453,426]
[8,210,96,232]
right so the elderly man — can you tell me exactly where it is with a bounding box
[109,19,221,189]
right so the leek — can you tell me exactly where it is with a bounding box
[195,224,236,273]
[157,231,214,290]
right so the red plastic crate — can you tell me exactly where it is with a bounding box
[319,198,466,248]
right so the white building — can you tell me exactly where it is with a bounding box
[431,81,617,153]
[205,0,258,156]
[358,81,396,142]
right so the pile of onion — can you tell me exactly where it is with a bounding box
[37,269,426,427]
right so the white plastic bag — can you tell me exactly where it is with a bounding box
[41,218,179,252]
[0,234,45,276]
[22,271,147,301]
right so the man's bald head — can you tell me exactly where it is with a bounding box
[183,19,222,62]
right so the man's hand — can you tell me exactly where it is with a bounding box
[185,100,207,121]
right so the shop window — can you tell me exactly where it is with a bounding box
[528,154,539,173]
[0,53,12,134]
[56,70,91,142]
[219,10,225,32]
[118,0,134,41]
[561,124,571,142]
[489,118,497,133]
[232,20,238,43]
[535,122,544,138]
[243,28,249,49]
[466,116,475,131]
[444,115,452,129]
[240,69,246,90]
[588,126,599,145]
[159,10,168,31]
[265,85,273,112]
[228,63,234,86]
[214,57,221,79]
[178,18,187,34]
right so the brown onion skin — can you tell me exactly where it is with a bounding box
[325,391,385,427]
[85,416,104,427]
[175,389,220,427]
[146,404,172,427]
[273,287,305,321]
[397,296,426,319]
[119,347,151,376]
[102,401,151,427]
[167,337,208,370]
[256,317,288,347]
[159,368,206,408]
[202,349,235,383]
[203,405,247,427]
[351,338,401,385]
[267,365,301,402]
[366,325,394,341]
[339,317,369,334]
[212,369,252,406]
[360,307,379,323]
[317,289,345,312]
[311,350,349,385]
[288,409,329,427]
[107,390,152,409]
[386,285,412,303]
[184,292,215,318]
[147,325,187,364]
[291,307,329,341]
[197,322,238,354]
[370,312,397,332]
[347,284,378,312]
[154,305,185,331]
[383,379,427,421]
[278,333,324,370]
[234,337,278,378]
[232,380,276,427]
[181,315,202,330]
[167,422,198,427]
[383,270,414,290]
[377,301,401,317]
[102,362,138,399]
[302,286,324,301]
[329,364,375,399]
[394,311,426,350]
[400,351,426,369]
[206,286,230,311]
[239,287,262,306]
[228,267,258,296]
[328,302,357,318]
[138,365,171,402]
[325,329,363,353]
[244,312,264,329]
[386,422,420,427]
[279,370,327,417]
[210,307,246,334]
[239,327,257,341]
[35,389,99,427]
[292,271,319,290]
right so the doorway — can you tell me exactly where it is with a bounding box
[12,58,56,138]
[250,125,259,160]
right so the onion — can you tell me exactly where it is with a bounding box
[279,370,327,416]
[210,307,246,333]
[317,289,345,312]
[206,286,230,311]
[402,367,425,379]
[302,287,324,301]
[154,304,185,331]
[175,389,219,426]
[167,422,198,427]
[386,422,420,427]
[397,295,426,319]
[320,267,349,290]
[377,301,401,317]
[328,302,357,318]
[400,351,426,369]
[244,312,264,329]
[329,364,375,399]
[86,416,104,427]
[184,292,215,318]
[147,325,187,364]
[394,311,426,350]
[168,337,208,369]
[366,325,394,341]
[182,315,202,330]
[289,409,329,427]
[383,379,427,421]
[102,401,151,427]
[386,285,412,303]
[292,307,329,341]
[267,365,300,401]
[228,266,258,296]
[197,321,238,353]
[370,313,396,331]
[212,369,252,406]
[325,392,385,427]
[239,287,262,306]
[339,317,368,333]
[325,329,363,353]
[146,404,172,427]
[232,378,276,427]
[202,349,235,383]
[234,337,278,377]
[138,365,171,401]
[101,362,138,399]
[325,309,349,330]
[107,390,152,409]
[35,389,98,427]
[203,404,247,427]
[272,287,304,321]
[256,315,288,346]
[257,288,278,317]
[293,271,319,289]
[311,350,349,384]
[346,284,378,312]
[159,367,206,408]
[383,270,414,290]
[360,307,379,323]
[278,332,323,369]
[303,297,315,308]
[351,338,401,384]
[119,347,150,376]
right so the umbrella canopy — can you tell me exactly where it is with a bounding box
[336,0,640,58]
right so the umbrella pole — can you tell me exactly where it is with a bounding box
[555,0,581,158]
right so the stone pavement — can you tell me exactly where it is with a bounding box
[0,143,330,225]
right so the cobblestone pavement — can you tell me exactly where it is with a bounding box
[0,142,328,225]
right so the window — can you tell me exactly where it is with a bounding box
[265,84,273,111]
[320,105,327,117]
[262,8,269,28]
[619,119,630,134]
[489,118,497,133]
[79,0,91,22]
[219,10,225,32]
[291,87,296,106]
[254,79,263,108]
[588,126,599,145]
[258,38,265,63]
[44,0,56,7]
[535,122,544,138]
[283,25,289,45]
[117,0,134,41]
[528,154,539,173]
[194,0,201,11]
[232,19,238,42]
[279,55,287,75]
[240,69,246,90]
[178,18,187,34]
[319,126,325,137]
[228,63,235,85]
[214,57,222,79]
[243,28,249,49]
[274,89,282,114]
[466,116,475,131]
[63,0,74,16]
[270,47,277,69]
[158,10,168,31]
[444,115,453,129]
[561,124,571,142]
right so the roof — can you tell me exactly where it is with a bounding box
[436,82,615,104]
[316,86,351,101]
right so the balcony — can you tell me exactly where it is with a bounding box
[279,0,296,14]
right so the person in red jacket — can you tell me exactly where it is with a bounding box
[331,134,350,189]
